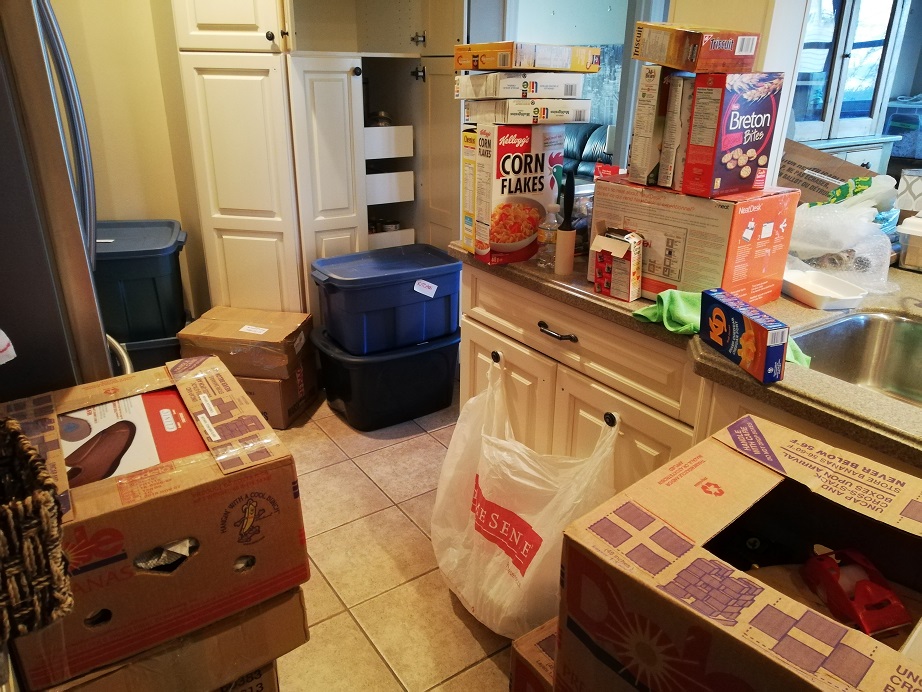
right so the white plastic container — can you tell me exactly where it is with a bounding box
[781,269,868,310]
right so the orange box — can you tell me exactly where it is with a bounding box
[454,42,601,73]
[589,176,800,306]
[631,22,760,73]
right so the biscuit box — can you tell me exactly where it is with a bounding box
[683,72,786,199]
[454,42,601,73]
[468,124,565,265]
[627,64,673,186]
[510,618,557,692]
[557,415,922,692]
[588,176,800,305]
[463,98,592,125]
[632,22,760,73]
[454,72,585,100]
[3,358,309,689]
[658,73,696,190]
[700,287,789,383]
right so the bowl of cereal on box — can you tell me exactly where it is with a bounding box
[490,197,544,252]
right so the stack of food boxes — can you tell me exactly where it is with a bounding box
[455,42,600,264]
[2,356,311,690]
[589,22,802,308]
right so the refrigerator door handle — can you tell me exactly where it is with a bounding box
[35,0,96,269]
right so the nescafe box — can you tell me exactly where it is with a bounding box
[682,72,785,199]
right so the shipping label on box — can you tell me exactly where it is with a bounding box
[455,72,585,100]
[463,98,592,125]
[589,177,799,305]
[590,232,643,302]
[632,22,760,73]
[658,74,696,189]
[558,415,922,692]
[683,72,785,198]
[701,288,789,383]
[510,618,557,692]
[454,42,601,72]
[627,65,672,186]
[470,124,565,265]
[461,129,477,253]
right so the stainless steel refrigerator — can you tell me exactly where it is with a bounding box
[0,0,113,401]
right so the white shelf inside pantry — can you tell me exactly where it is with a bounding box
[364,125,413,160]
[368,228,415,249]
[366,170,414,205]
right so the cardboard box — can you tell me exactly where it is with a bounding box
[779,138,877,205]
[178,308,312,380]
[658,74,696,190]
[700,288,789,383]
[455,72,585,100]
[454,42,601,73]
[683,72,785,199]
[463,98,592,125]
[557,415,922,692]
[510,618,557,692]
[590,232,643,302]
[468,124,565,265]
[3,358,310,689]
[48,588,305,691]
[237,360,318,430]
[627,64,672,186]
[589,177,800,305]
[632,22,760,73]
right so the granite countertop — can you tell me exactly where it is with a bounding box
[450,243,922,466]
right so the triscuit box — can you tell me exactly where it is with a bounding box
[178,307,312,380]
[237,352,319,430]
[700,287,789,383]
[469,124,565,265]
[589,176,800,306]
[683,72,785,198]
[463,98,592,125]
[454,42,601,73]
[658,73,696,189]
[461,128,477,253]
[632,22,760,73]
[5,357,310,690]
[557,415,922,692]
[590,232,643,302]
[47,588,305,691]
[455,72,585,100]
[778,138,877,205]
[627,64,672,186]
[510,618,557,692]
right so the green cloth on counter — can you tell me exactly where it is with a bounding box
[632,289,812,367]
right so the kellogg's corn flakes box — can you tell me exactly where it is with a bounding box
[470,124,565,264]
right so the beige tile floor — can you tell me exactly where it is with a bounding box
[275,389,512,691]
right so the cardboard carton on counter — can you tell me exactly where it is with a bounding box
[1,357,310,689]
[557,415,922,692]
[778,138,878,205]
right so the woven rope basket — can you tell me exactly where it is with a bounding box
[0,418,73,644]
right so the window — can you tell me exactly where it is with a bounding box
[791,0,909,141]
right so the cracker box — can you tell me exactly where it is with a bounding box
[461,129,477,253]
[627,65,672,186]
[454,42,601,73]
[632,22,760,73]
[455,72,585,100]
[700,287,789,383]
[683,72,785,199]
[658,74,696,190]
[510,618,557,692]
[557,415,922,692]
[4,358,310,689]
[463,98,592,125]
[590,232,643,302]
[588,177,800,306]
[468,124,565,265]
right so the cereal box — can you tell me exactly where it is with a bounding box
[632,22,760,73]
[627,65,672,186]
[463,99,592,125]
[454,42,601,73]
[455,72,585,100]
[590,232,643,302]
[682,72,785,199]
[469,124,565,265]
[700,287,789,383]
[461,128,477,252]
[658,74,695,189]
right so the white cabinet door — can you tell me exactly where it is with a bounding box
[288,54,368,318]
[179,51,302,312]
[172,0,286,52]
[421,0,465,56]
[553,366,695,492]
[460,316,557,455]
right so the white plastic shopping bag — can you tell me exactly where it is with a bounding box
[431,361,619,639]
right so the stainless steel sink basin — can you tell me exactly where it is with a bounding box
[794,313,922,406]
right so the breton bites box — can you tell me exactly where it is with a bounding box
[454,42,601,73]
[455,72,585,100]
[589,177,799,306]
[469,124,565,265]
[557,416,922,692]
[463,98,592,125]
[4,358,310,689]
[510,618,557,692]
[683,72,785,199]
[632,22,760,73]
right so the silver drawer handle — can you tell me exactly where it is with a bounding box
[537,321,578,342]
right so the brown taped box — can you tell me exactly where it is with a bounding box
[178,307,313,380]
[2,357,310,690]
[557,415,922,692]
[237,345,319,430]
[46,588,305,691]
[779,138,878,205]
[510,618,556,692]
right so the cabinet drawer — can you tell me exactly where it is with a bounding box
[364,126,414,159]
[463,268,701,424]
[842,147,882,172]
[366,171,415,205]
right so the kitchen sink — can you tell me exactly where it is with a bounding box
[794,313,922,407]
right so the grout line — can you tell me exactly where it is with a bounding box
[345,608,409,692]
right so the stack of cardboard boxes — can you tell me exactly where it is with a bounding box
[1,355,312,690]
[455,42,600,265]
